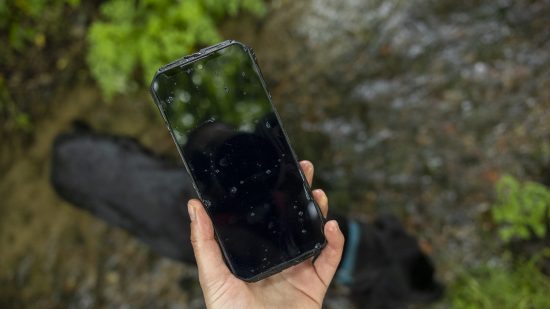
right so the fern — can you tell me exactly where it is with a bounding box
[87,0,266,99]
[450,251,550,309]
[492,175,549,242]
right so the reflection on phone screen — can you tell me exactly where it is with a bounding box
[152,43,325,280]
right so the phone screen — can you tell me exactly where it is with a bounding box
[151,43,325,280]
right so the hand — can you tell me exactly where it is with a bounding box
[187,160,345,309]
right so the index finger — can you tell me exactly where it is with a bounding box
[300,160,314,186]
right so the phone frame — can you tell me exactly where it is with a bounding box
[150,40,327,282]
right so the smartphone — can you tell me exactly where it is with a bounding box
[149,40,326,282]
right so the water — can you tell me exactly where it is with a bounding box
[219,157,228,167]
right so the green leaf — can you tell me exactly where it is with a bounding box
[87,0,267,99]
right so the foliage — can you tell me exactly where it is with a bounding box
[492,175,549,242]
[447,177,550,308]
[0,0,79,134]
[0,79,32,133]
[87,0,266,99]
[0,0,79,52]
[450,251,550,309]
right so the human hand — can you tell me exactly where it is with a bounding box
[187,160,345,309]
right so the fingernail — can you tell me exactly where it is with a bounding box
[187,201,197,221]
[329,220,339,232]
[313,189,323,195]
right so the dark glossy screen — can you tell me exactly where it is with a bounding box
[151,43,325,280]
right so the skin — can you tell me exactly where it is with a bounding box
[187,160,345,309]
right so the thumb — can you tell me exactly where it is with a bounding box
[313,220,345,287]
[188,199,231,289]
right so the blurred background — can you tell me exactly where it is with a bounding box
[1,0,550,307]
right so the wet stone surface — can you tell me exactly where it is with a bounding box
[245,0,550,296]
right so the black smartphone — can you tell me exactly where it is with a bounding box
[149,40,326,282]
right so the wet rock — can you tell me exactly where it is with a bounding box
[235,0,550,285]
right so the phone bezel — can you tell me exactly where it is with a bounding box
[149,40,327,282]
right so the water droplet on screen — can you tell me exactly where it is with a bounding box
[264,248,268,252]
[241,72,246,77]
[293,205,298,209]
[230,187,237,194]
[301,229,307,234]
[250,269,256,274]
[214,169,220,174]
[281,153,286,157]
[186,68,192,74]
[256,162,262,167]
[197,64,203,70]
[224,86,229,93]
[268,221,274,229]
[243,91,247,95]
[239,180,244,184]
[314,243,322,249]
[204,169,207,172]
[265,121,271,128]
[219,157,228,167]
[250,212,255,217]
[298,211,304,216]
[262,257,267,261]
[166,96,174,104]
[265,169,271,175]
[204,200,212,207]
[178,90,191,103]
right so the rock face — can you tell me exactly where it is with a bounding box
[229,0,550,275]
